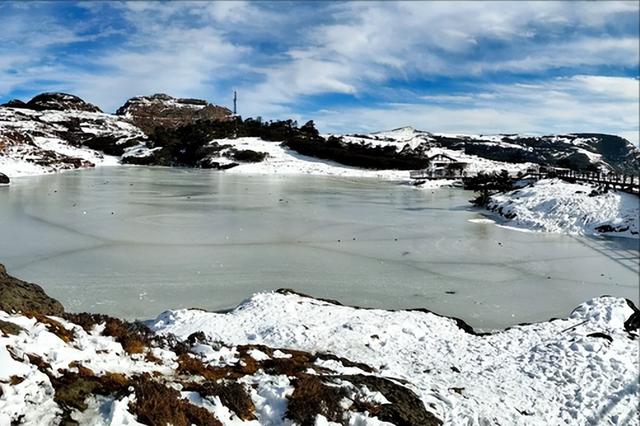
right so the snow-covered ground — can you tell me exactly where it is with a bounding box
[338,127,536,176]
[209,134,533,181]
[1,291,638,425]
[0,137,120,177]
[486,179,640,239]
[0,107,144,178]
[207,137,410,180]
[151,291,639,425]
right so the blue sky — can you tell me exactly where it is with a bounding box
[0,1,638,142]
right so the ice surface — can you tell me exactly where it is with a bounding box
[0,167,637,330]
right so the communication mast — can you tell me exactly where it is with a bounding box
[233,91,237,115]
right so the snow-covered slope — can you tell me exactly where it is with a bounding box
[1,289,637,425]
[150,291,640,426]
[205,137,409,179]
[486,179,640,238]
[0,106,146,177]
[337,127,640,175]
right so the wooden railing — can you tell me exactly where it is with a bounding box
[530,170,640,195]
[409,168,640,195]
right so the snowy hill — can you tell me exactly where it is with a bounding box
[337,127,640,175]
[485,179,640,238]
[0,101,146,177]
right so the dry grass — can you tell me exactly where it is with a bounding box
[182,380,256,421]
[287,376,347,425]
[25,312,74,343]
[64,312,153,355]
[0,320,24,336]
[130,374,222,426]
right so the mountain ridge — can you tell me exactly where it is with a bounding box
[1,92,638,178]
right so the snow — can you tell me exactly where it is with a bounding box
[0,310,175,426]
[486,179,640,238]
[0,289,637,424]
[71,395,144,426]
[0,107,144,178]
[0,302,414,425]
[150,291,639,426]
[338,128,536,176]
[207,136,534,181]
[210,138,410,180]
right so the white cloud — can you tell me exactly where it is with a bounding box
[231,1,638,115]
[0,0,637,143]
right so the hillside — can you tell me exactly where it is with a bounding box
[1,93,638,180]
[339,127,640,175]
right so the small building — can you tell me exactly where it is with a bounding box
[410,153,469,179]
[427,154,468,177]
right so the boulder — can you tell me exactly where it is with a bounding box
[0,173,9,184]
[116,93,232,137]
[25,92,102,113]
[0,264,64,315]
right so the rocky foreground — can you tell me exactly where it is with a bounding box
[0,264,638,425]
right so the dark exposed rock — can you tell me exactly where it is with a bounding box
[197,158,239,170]
[0,264,64,315]
[624,299,639,336]
[120,152,157,166]
[286,375,348,425]
[80,134,145,156]
[63,312,155,354]
[180,381,256,421]
[0,319,24,336]
[25,93,102,113]
[115,93,232,137]
[129,374,223,426]
[283,122,429,170]
[586,332,613,342]
[0,129,35,146]
[343,374,442,426]
[595,224,629,234]
[1,99,28,109]
[227,148,267,163]
[30,150,95,171]
[0,173,9,184]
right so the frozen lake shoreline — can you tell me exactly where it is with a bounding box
[0,167,637,330]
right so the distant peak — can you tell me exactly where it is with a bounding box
[2,92,103,113]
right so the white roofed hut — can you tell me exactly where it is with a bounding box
[410,154,469,179]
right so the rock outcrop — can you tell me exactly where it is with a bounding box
[0,95,147,176]
[0,173,9,184]
[3,92,103,113]
[116,93,232,137]
[0,264,64,315]
[0,99,28,109]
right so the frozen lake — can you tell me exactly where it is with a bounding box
[0,167,638,329]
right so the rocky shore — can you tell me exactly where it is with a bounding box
[0,265,638,425]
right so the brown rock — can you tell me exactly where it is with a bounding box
[115,93,232,137]
[0,264,64,315]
